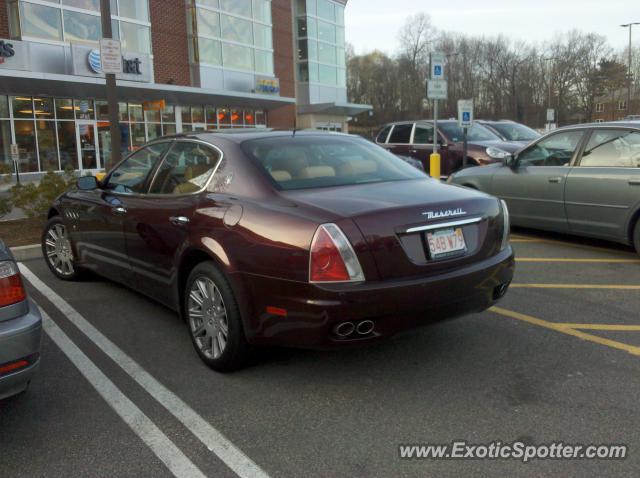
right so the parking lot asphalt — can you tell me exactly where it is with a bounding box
[2,229,640,477]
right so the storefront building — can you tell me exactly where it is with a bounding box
[0,0,370,175]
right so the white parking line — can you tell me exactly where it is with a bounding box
[20,264,270,478]
[40,307,206,478]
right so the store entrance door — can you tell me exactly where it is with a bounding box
[76,121,101,172]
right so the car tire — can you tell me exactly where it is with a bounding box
[633,219,640,256]
[42,216,83,280]
[184,262,250,372]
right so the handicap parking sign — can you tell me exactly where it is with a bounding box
[462,112,470,122]
[434,65,442,76]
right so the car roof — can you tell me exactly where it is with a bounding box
[556,121,640,130]
[150,129,352,145]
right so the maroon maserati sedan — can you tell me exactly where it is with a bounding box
[42,131,514,371]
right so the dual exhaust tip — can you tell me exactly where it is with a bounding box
[334,320,375,338]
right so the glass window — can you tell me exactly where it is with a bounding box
[317,21,335,43]
[181,106,192,124]
[206,106,217,125]
[37,121,59,171]
[318,64,336,85]
[335,4,344,25]
[336,26,344,47]
[337,68,346,87]
[317,0,335,21]
[128,103,143,122]
[376,126,392,143]
[64,10,102,42]
[241,136,424,191]
[0,96,8,118]
[198,9,220,37]
[389,124,413,144]
[413,125,435,144]
[130,123,146,149]
[244,110,255,126]
[222,43,253,70]
[439,123,500,142]
[255,110,266,125]
[199,0,219,7]
[62,0,100,10]
[198,37,222,65]
[487,123,540,142]
[147,123,162,141]
[150,142,221,194]
[163,124,176,136]
[145,106,160,123]
[254,23,272,48]
[191,105,205,123]
[255,50,273,74]
[518,131,585,167]
[0,120,12,167]
[12,97,33,119]
[298,62,309,82]
[95,100,109,120]
[318,43,336,64]
[161,104,175,123]
[252,0,271,23]
[231,109,242,127]
[55,99,75,120]
[120,22,150,54]
[220,0,252,17]
[14,120,38,173]
[57,122,77,171]
[75,99,95,120]
[21,2,62,41]
[118,102,129,122]
[33,97,54,118]
[221,15,253,43]
[106,143,170,193]
[580,130,640,168]
[217,108,230,125]
[118,0,149,22]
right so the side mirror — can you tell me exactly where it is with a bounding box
[504,154,516,168]
[77,175,99,191]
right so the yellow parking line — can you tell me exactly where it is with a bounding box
[510,283,640,290]
[516,258,640,263]
[510,239,544,243]
[489,306,640,356]
[557,324,640,331]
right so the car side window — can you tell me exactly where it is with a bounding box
[413,125,434,144]
[376,125,392,143]
[580,129,640,168]
[388,124,413,144]
[149,142,221,195]
[105,143,170,193]
[517,131,584,167]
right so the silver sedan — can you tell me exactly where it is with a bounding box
[449,121,640,254]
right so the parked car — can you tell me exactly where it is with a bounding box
[42,131,514,371]
[476,120,541,145]
[375,120,522,177]
[0,240,42,400]
[449,122,640,253]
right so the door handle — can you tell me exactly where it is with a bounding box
[628,179,640,186]
[548,177,562,183]
[409,149,418,154]
[112,206,127,215]
[170,216,190,226]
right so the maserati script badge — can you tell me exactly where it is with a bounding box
[421,208,466,219]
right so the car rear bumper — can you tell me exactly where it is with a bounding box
[239,247,515,349]
[0,299,43,400]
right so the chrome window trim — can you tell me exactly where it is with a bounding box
[405,216,484,234]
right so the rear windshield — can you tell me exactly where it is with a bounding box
[439,123,500,142]
[488,123,540,142]
[241,135,425,191]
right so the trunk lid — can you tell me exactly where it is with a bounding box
[283,179,504,280]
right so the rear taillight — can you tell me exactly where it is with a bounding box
[0,261,26,307]
[309,224,365,283]
[500,199,510,251]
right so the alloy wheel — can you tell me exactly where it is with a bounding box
[188,277,229,360]
[44,223,75,277]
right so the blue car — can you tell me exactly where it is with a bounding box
[0,240,42,399]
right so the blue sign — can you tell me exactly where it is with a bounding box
[462,112,470,122]
[434,65,442,76]
[88,49,102,73]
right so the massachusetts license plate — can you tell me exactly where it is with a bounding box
[426,227,466,259]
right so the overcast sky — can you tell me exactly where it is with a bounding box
[345,0,638,55]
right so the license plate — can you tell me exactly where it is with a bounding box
[426,227,466,259]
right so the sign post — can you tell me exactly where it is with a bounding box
[10,143,19,185]
[457,99,474,169]
[427,52,447,180]
[100,0,122,170]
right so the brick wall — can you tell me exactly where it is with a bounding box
[268,0,296,129]
[149,0,191,86]
[0,0,9,38]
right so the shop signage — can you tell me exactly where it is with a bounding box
[0,39,30,71]
[255,77,280,95]
[143,100,166,111]
[99,38,123,74]
[71,44,151,83]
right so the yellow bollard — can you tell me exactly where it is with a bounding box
[429,153,441,180]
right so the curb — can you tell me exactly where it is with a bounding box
[10,244,42,262]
